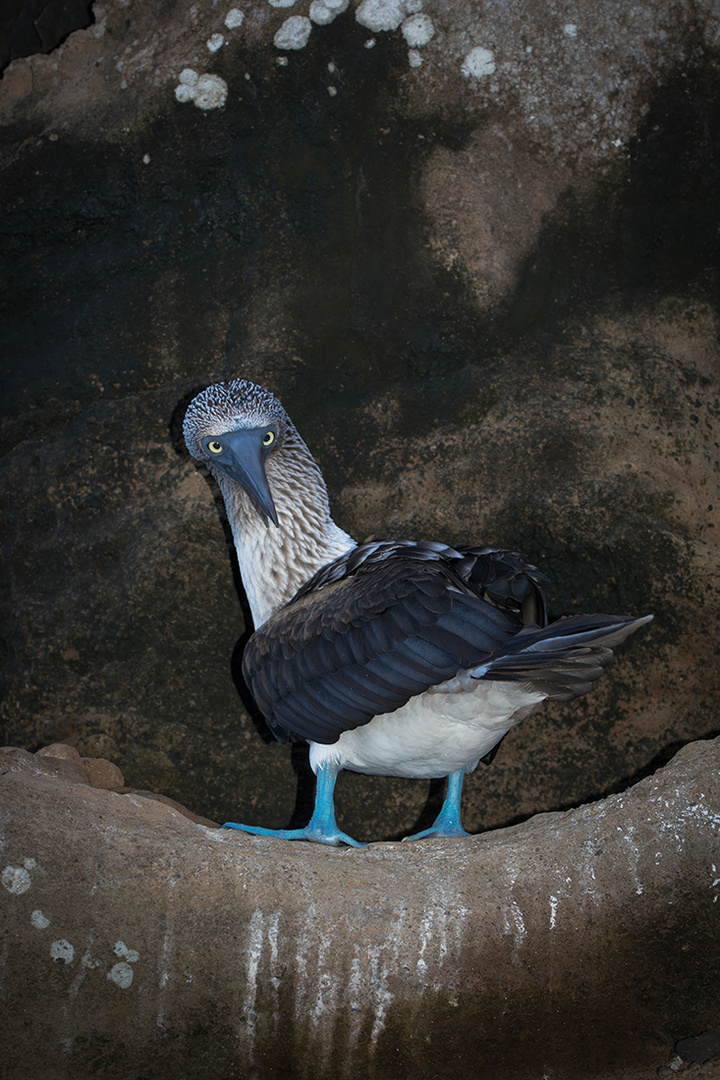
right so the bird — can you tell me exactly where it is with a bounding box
[183,378,652,847]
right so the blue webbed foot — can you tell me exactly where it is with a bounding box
[402,820,470,842]
[221,764,365,848]
[402,768,470,842]
[222,821,365,848]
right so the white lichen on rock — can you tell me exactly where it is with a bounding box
[274,15,313,49]
[174,70,228,110]
[356,0,410,33]
[114,940,140,962]
[194,74,228,109]
[50,939,75,964]
[401,13,434,47]
[2,865,31,894]
[462,47,496,78]
[225,8,245,29]
[310,0,348,25]
[107,961,134,988]
[207,33,224,53]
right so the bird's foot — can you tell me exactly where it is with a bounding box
[402,768,470,841]
[222,821,366,848]
[402,821,470,842]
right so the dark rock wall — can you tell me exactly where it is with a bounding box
[1,0,719,838]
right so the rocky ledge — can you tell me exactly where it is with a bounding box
[1,736,718,1079]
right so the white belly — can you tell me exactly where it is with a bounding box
[308,680,545,779]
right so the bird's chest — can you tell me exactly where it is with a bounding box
[309,681,545,779]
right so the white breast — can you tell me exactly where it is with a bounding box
[308,680,546,780]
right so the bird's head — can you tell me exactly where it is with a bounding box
[183,379,288,527]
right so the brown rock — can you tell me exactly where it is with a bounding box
[121,788,219,827]
[82,756,125,790]
[0,736,718,1080]
[36,742,84,763]
[1,744,91,785]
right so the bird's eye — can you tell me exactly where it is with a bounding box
[207,441,223,455]
[262,430,276,447]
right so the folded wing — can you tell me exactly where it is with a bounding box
[243,542,550,743]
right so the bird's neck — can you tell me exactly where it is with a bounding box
[218,441,356,628]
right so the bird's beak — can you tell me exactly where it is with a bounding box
[212,428,280,527]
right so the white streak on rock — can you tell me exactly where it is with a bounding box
[241,909,266,1062]
[310,923,335,1026]
[346,952,364,1052]
[157,878,176,1033]
[267,911,281,1028]
[509,901,526,944]
[368,906,405,1046]
[294,904,315,1026]
[416,908,432,975]
[622,825,643,895]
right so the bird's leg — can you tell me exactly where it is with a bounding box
[223,764,365,848]
[403,768,471,841]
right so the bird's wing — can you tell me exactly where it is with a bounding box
[242,542,547,744]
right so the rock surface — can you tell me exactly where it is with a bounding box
[1,735,719,1079]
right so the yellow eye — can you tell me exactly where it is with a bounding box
[262,430,276,447]
[207,440,223,454]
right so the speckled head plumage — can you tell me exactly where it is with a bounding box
[182,376,356,626]
[183,379,289,462]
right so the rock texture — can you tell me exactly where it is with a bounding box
[1,736,719,1079]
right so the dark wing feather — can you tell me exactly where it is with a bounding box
[243,542,546,744]
[474,613,653,700]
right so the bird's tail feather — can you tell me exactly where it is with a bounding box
[474,613,652,701]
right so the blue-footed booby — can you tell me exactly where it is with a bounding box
[183,379,651,847]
